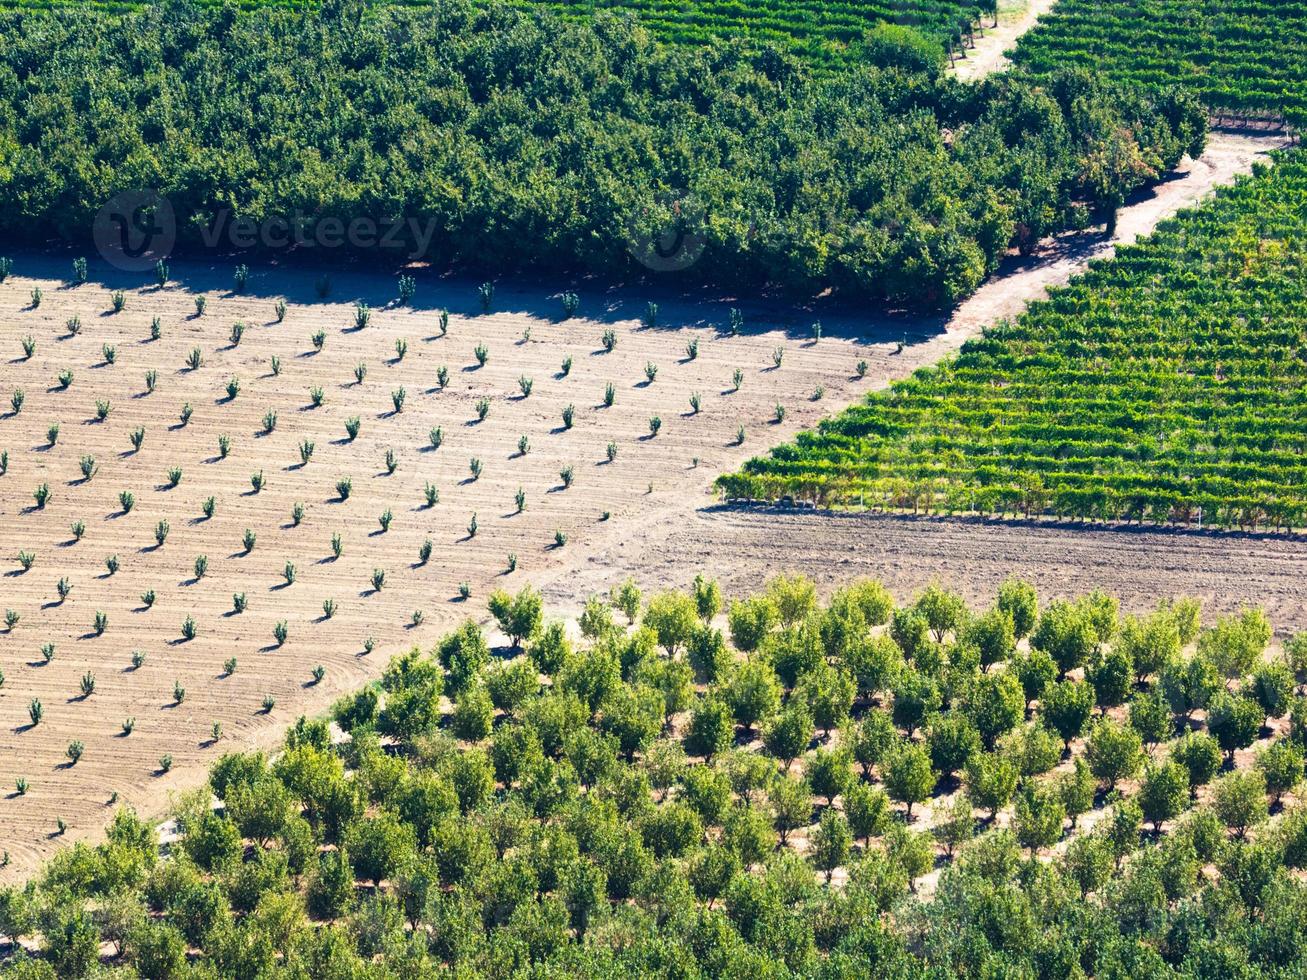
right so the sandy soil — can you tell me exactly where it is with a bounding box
[951,0,1059,82]
[541,506,1307,634]
[0,131,1288,878]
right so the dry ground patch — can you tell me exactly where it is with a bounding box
[0,258,873,874]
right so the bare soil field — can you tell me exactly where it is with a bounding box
[541,506,1307,634]
[0,130,1287,877]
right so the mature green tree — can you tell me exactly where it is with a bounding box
[811,809,852,883]
[891,670,941,738]
[927,714,981,781]
[967,671,1025,749]
[1013,785,1065,855]
[1159,653,1222,722]
[684,697,735,763]
[1255,739,1304,804]
[488,585,544,649]
[1171,731,1222,799]
[1031,601,1097,678]
[1084,719,1143,791]
[1206,692,1263,765]
[883,744,936,820]
[965,752,1019,820]
[345,812,417,889]
[1138,762,1188,834]
[1041,679,1094,750]
[996,578,1039,639]
[644,591,700,656]
[725,660,782,734]
[763,703,815,772]
[1212,769,1268,839]
[806,747,853,806]
[844,781,891,846]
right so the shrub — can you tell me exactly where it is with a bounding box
[644,362,658,384]
[322,598,338,619]
[180,617,196,641]
[771,347,784,368]
[384,449,398,474]
[515,488,526,513]
[467,513,479,538]
[436,366,449,389]
[606,442,617,463]
[193,555,208,579]
[648,416,662,437]
[685,338,699,360]
[9,389,23,414]
[397,274,416,305]
[129,427,145,452]
[378,509,393,532]
[195,295,206,316]
[309,386,324,408]
[299,440,315,465]
[17,549,36,571]
[344,417,361,441]
[560,355,573,377]
[140,590,156,609]
[423,483,439,508]
[273,621,288,646]
[28,699,42,726]
[311,329,326,351]
[159,754,173,773]
[562,404,575,429]
[165,466,183,488]
[262,410,277,434]
[283,561,297,585]
[229,322,244,346]
[179,403,193,425]
[110,290,125,312]
[354,362,367,384]
[689,392,701,414]
[311,665,326,685]
[250,470,266,493]
[732,368,744,391]
[642,302,658,328]
[131,650,146,668]
[475,397,491,421]
[560,465,574,489]
[186,347,203,370]
[478,281,494,313]
[391,387,406,413]
[275,299,286,322]
[601,328,616,352]
[474,343,489,367]
[232,593,247,613]
[201,496,215,518]
[66,741,84,765]
[104,554,119,575]
[331,533,343,558]
[56,577,72,600]
[394,339,408,362]
[20,335,34,359]
[233,264,249,292]
[554,529,568,548]
[57,368,73,389]
[371,568,386,591]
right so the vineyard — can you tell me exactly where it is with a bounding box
[0,0,993,66]
[3,575,1307,976]
[720,152,1307,532]
[1011,0,1307,126]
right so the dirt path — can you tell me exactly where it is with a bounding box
[951,0,1058,82]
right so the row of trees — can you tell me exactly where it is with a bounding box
[0,1,1203,306]
[2,573,1307,976]
[722,153,1307,529]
